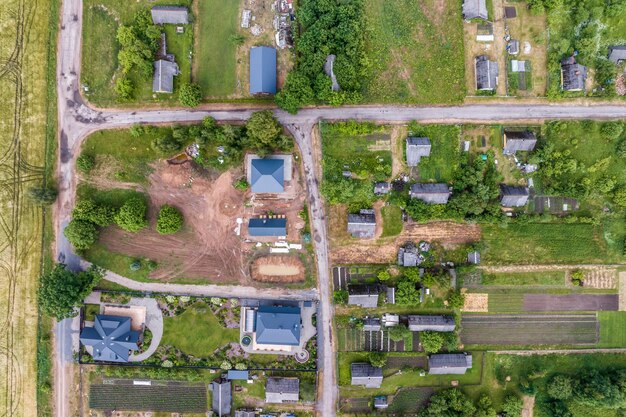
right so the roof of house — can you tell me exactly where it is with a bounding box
[428,354,473,375]
[406,137,432,166]
[347,212,376,239]
[500,185,530,207]
[152,60,179,93]
[363,317,382,331]
[475,55,498,90]
[561,59,587,91]
[255,305,301,346]
[250,46,277,94]
[250,158,284,193]
[503,130,537,153]
[248,218,287,237]
[463,0,488,19]
[410,183,451,204]
[79,315,139,363]
[374,182,391,194]
[211,378,232,417]
[407,315,455,332]
[348,285,380,308]
[609,46,626,63]
[351,363,383,388]
[508,39,519,54]
[265,378,299,403]
[227,370,250,380]
[151,6,189,24]
[468,251,481,264]
[374,396,389,408]
[235,410,256,417]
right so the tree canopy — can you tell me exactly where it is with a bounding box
[156,205,184,234]
[179,83,202,107]
[27,186,58,206]
[418,389,476,417]
[64,219,99,250]
[420,331,445,353]
[115,197,148,232]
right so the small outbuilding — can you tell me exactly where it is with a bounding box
[408,315,455,332]
[152,60,179,93]
[227,370,249,380]
[503,130,537,154]
[468,251,481,265]
[561,57,587,92]
[265,377,299,403]
[374,182,391,195]
[210,378,232,417]
[347,209,376,239]
[348,285,380,308]
[500,185,530,207]
[151,6,189,24]
[475,55,498,91]
[250,46,277,95]
[609,46,626,64]
[363,317,382,331]
[406,137,432,166]
[351,363,383,388]
[428,353,473,375]
[462,0,488,20]
[410,183,451,204]
[508,39,519,55]
[248,218,287,237]
[374,396,389,409]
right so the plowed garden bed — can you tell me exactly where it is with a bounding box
[250,255,305,283]
[523,294,618,312]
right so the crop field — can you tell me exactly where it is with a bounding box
[89,382,207,412]
[0,0,57,416]
[337,328,418,352]
[524,294,619,312]
[461,314,599,346]
[362,0,465,104]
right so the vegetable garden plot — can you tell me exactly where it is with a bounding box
[461,314,599,345]
[89,383,207,412]
[523,294,618,312]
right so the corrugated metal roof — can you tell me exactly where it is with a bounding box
[406,137,431,166]
[211,378,232,416]
[609,46,626,63]
[408,315,455,331]
[500,185,529,207]
[152,60,179,93]
[463,0,488,19]
[475,55,498,90]
[504,130,537,153]
[227,370,249,380]
[250,46,277,94]
[410,183,451,204]
[428,354,472,375]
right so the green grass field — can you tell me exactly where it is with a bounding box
[481,271,566,286]
[362,0,465,104]
[194,0,239,97]
[161,302,239,356]
[83,243,151,282]
[481,222,616,264]
[407,124,461,182]
[598,312,626,348]
[77,185,147,208]
[381,205,403,237]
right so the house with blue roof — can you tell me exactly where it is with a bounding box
[250,46,277,94]
[79,315,140,363]
[255,305,301,346]
[251,158,285,193]
[248,218,287,237]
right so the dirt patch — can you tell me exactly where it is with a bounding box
[620,272,626,311]
[582,269,617,289]
[462,292,488,312]
[330,220,481,264]
[251,255,305,282]
[522,395,535,417]
[523,294,619,312]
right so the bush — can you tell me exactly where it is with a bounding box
[368,352,387,368]
[333,290,348,304]
[234,178,248,190]
[156,205,183,234]
[114,197,148,232]
[388,324,411,342]
[77,154,95,173]
[64,219,99,250]
[151,135,181,153]
[130,259,142,271]
[502,395,523,416]
[547,375,574,400]
[147,259,158,271]
[377,270,391,281]
[447,290,465,309]
[570,269,585,286]
[179,83,202,107]
[220,361,233,370]
[27,186,57,206]
[600,123,623,141]
[130,124,144,137]
[420,331,445,353]
[72,198,116,227]
[115,77,134,100]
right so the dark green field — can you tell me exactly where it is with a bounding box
[89,383,206,412]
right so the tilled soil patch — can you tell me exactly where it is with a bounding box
[523,294,618,312]
[250,255,305,283]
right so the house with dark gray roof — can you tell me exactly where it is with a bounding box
[475,55,498,90]
[151,6,189,24]
[248,218,287,237]
[374,182,391,195]
[609,46,626,64]
[410,183,451,204]
[398,245,424,267]
[406,137,431,166]
[428,353,473,375]
[463,0,488,19]
[250,158,285,193]
[347,209,376,239]
[363,317,382,331]
[255,305,301,346]
[250,46,277,94]
[235,410,256,417]
[351,363,383,388]
[468,251,481,264]
[265,377,299,403]
[408,315,455,332]
[348,285,380,308]
[500,185,529,207]
[374,396,389,409]
[152,60,179,93]
[503,130,537,154]
[211,378,232,417]
[561,57,587,92]
[79,315,139,363]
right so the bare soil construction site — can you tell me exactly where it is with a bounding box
[250,255,305,283]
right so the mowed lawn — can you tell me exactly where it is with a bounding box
[194,0,239,97]
[407,124,461,182]
[598,312,626,348]
[161,302,239,356]
[481,222,615,264]
[381,205,403,237]
[363,0,465,104]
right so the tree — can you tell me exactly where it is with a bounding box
[115,77,134,100]
[377,270,391,281]
[570,269,585,286]
[420,331,445,353]
[245,110,284,152]
[152,134,181,153]
[502,395,524,416]
[388,324,410,342]
[418,389,476,417]
[404,267,421,282]
[547,375,574,400]
[613,187,626,207]
[575,370,623,408]
[475,395,497,417]
[600,122,623,141]
[396,279,420,305]
[39,264,104,320]
[77,154,96,173]
[447,290,465,309]
[275,71,315,114]
[544,400,572,417]
[72,199,116,227]
[64,219,99,250]
[27,186,57,205]
[368,352,387,368]
[130,124,144,137]
[115,197,148,232]
[157,205,183,234]
[179,83,202,107]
